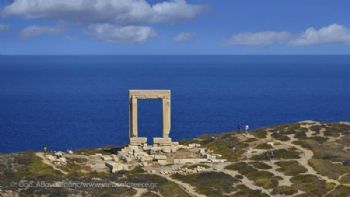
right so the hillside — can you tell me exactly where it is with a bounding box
[1,121,350,197]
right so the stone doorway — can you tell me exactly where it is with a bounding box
[129,90,172,146]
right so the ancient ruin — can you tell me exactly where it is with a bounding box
[42,90,226,175]
[108,89,226,172]
[128,90,172,146]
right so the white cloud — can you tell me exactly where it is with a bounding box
[291,24,350,46]
[227,31,292,46]
[226,24,350,47]
[65,35,78,41]
[87,24,156,43]
[173,32,196,42]
[3,0,205,24]
[152,1,205,23]
[0,24,10,32]
[3,0,205,43]
[20,25,61,38]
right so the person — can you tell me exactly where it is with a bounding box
[271,151,274,159]
[245,124,249,132]
[43,146,47,153]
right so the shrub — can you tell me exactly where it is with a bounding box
[308,136,328,144]
[308,159,350,180]
[225,162,280,189]
[295,139,350,164]
[324,130,341,137]
[244,137,258,143]
[255,143,273,150]
[294,131,307,139]
[249,162,272,170]
[325,185,350,197]
[291,174,335,196]
[127,174,190,197]
[172,172,238,197]
[271,132,290,141]
[8,152,62,181]
[250,148,300,160]
[340,173,350,184]
[271,186,298,195]
[234,184,269,197]
[251,129,268,139]
[275,161,307,176]
[141,191,161,197]
[199,133,249,161]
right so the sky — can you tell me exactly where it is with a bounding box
[1,0,350,55]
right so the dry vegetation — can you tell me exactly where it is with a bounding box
[2,121,350,196]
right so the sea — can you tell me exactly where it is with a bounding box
[1,55,350,153]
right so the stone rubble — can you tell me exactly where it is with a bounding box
[44,90,226,174]
[104,142,226,173]
[44,151,67,165]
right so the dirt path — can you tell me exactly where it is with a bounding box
[338,172,349,181]
[268,133,339,186]
[215,162,272,195]
[265,130,346,196]
[152,172,206,197]
[133,188,147,197]
[265,161,293,186]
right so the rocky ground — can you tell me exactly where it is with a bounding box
[1,121,350,197]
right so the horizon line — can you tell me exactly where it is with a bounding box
[2,54,350,56]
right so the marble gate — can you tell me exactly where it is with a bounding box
[128,90,172,145]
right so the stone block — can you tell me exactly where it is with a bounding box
[150,146,161,152]
[122,155,132,163]
[199,148,206,154]
[171,147,178,152]
[144,155,153,161]
[105,162,128,173]
[173,158,208,165]
[58,157,67,163]
[210,159,226,163]
[153,137,172,145]
[112,155,119,162]
[55,151,63,157]
[130,137,147,146]
[188,144,196,148]
[142,144,151,151]
[135,152,145,157]
[154,155,167,160]
[161,146,171,153]
[46,155,56,162]
[102,155,113,161]
[158,159,167,166]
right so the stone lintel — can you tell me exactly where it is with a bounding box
[130,137,148,145]
[153,137,172,145]
[157,160,167,165]
[154,155,167,160]
[129,90,170,99]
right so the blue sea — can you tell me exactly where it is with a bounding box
[1,55,350,153]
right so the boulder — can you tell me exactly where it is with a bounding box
[158,159,167,166]
[154,155,167,160]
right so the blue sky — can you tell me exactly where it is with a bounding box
[1,0,350,55]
